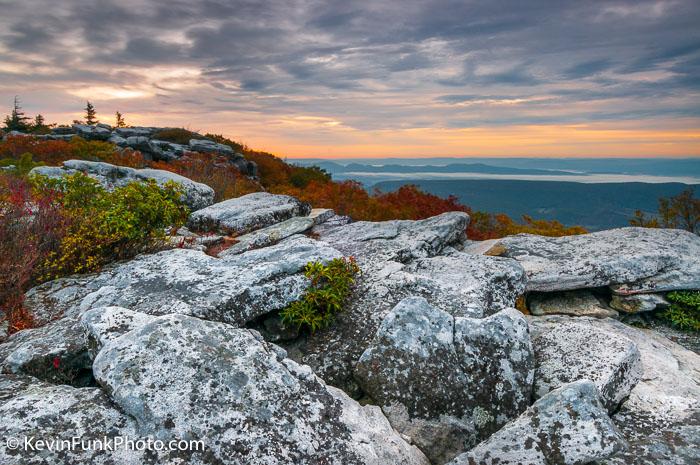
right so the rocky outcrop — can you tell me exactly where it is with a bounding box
[529,290,619,318]
[187,192,311,234]
[219,216,315,256]
[24,236,342,327]
[530,318,643,412]
[531,316,700,465]
[474,228,700,293]
[354,297,533,463]
[448,380,626,465]
[92,313,430,465]
[284,214,527,397]
[609,293,669,313]
[72,123,112,141]
[30,159,215,210]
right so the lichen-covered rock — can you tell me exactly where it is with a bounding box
[72,123,112,140]
[219,216,314,257]
[448,380,626,465]
[354,297,533,463]
[188,138,235,155]
[24,236,342,327]
[114,126,156,138]
[80,306,155,356]
[30,159,215,210]
[284,243,526,397]
[0,375,145,464]
[0,316,92,386]
[187,192,311,234]
[609,293,669,313]
[477,228,700,293]
[531,316,700,465]
[530,318,642,412]
[529,290,619,318]
[92,314,430,465]
[148,139,189,161]
[309,208,335,224]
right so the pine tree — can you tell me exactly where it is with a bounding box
[3,96,31,132]
[115,111,126,128]
[31,114,50,134]
[85,101,98,125]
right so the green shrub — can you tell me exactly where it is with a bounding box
[280,257,360,333]
[0,152,44,175]
[33,173,189,280]
[152,128,206,145]
[660,290,700,332]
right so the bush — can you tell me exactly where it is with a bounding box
[280,257,360,333]
[0,152,44,175]
[152,128,207,145]
[660,290,700,332]
[0,175,67,334]
[34,173,189,280]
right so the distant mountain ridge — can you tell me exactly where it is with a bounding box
[302,161,579,176]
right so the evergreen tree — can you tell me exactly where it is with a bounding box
[85,101,98,125]
[115,111,126,128]
[3,96,31,132]
[31,114,51,134]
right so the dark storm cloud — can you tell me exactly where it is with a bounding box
[0,0,699,130]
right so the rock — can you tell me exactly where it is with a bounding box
[72,124,112,140]
[530,318,642,412]
[107,133,128,147]
[92,313,430,465]
[309,208,335,224]
[188,138,234,155]
[149,139,189,161]
[609,293,669,313]
[529,290,619,318]
[0,375,145,465]
[124,135,152,152]
[476,228,700,293]
[187,192,311,234]
[96,123,112,130]
[284,214,525,396]
[219,216,315,257]
[114,126,156,138]
[230,156,258,177]
[355,297,533,464]
[448,380,626,465]
[24,236,342,327]
[30,159,214,210]
[2,130,29,140]
[80,306,155,356]
[51,126,75,135]
[531,316,700,465]
[0,316,92,386]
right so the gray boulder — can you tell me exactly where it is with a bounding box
[529,290,618,318]
[92,313,430,465]
[529,316,700,465]
[355,297,533,464]
[114,126,156,138]
[149,139,190,161]
[24,236,342,327]
[448,380,626,465]
[30,159,214,210]
[80,306,155,356]
[107,133,128,147]
[219,216,315,257]
[530,318,642,412]
[187,192,311,234]
[72,124,112,141]
[309,208,335,224]
[475,228,700,293]
[0,375,145,465]
[124,135,153,152]
[188,138,234,155]
[51,126,75,135]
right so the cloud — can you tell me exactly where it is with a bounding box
[0,0,698,156]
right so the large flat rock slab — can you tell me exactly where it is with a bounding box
[31,159,215,210]
[92,313,430,465]
[187,192,311,234]
[476,228,700,293]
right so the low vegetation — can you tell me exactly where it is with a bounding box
[0,173,188,335]
[630,187,699,235]
[280,258,360,333]
[660,290,700,332]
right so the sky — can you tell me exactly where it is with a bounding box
[1,0,699,158]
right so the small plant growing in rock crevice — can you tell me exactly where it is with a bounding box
[280,257,360,333]
[660,290,700,332]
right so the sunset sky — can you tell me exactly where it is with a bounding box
[1,0,699,158]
